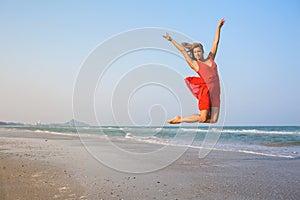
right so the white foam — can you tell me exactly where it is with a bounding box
[212,148,296,159]
[125,132,133,138]
[7,127,107,139]
[181,128,209,133]
[34,130,52,134]
[221,129,300,135]
[155,128,163,132]
[180,128,299,135]
[121,133,297,159]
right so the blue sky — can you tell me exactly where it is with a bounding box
[1,0,299,125]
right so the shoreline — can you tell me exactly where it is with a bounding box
[1,128,299,199]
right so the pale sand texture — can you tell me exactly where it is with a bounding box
[0,128,299,199]
[0,155,86,200]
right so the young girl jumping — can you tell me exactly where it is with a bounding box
[163,18,225,124]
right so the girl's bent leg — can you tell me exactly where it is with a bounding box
[167,114,201,124]
[208,107,220,123]
[200,108,219,123]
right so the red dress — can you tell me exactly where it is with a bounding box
[185,57,220,110]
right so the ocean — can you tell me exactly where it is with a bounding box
[4,125,300,159]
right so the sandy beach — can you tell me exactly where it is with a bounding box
[0,127,299,200]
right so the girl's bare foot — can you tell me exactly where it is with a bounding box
[167,116,182,124]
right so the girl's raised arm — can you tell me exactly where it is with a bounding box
[209,18,225,60]
[163,33,198,71]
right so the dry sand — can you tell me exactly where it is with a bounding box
[0,128,299,200]
[0,155,86,200]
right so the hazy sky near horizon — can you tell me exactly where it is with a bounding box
[1,0,299,126]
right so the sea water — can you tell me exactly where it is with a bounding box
[5,125,300,158]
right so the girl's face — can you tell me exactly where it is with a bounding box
[193,47,204,61]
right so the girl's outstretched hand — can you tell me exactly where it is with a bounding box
[163,33,172,41]
[218,18,225,29]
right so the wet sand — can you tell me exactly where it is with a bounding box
[0,128,299,199]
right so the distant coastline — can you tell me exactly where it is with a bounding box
[0,121,25,126]
[0,119,90,127]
